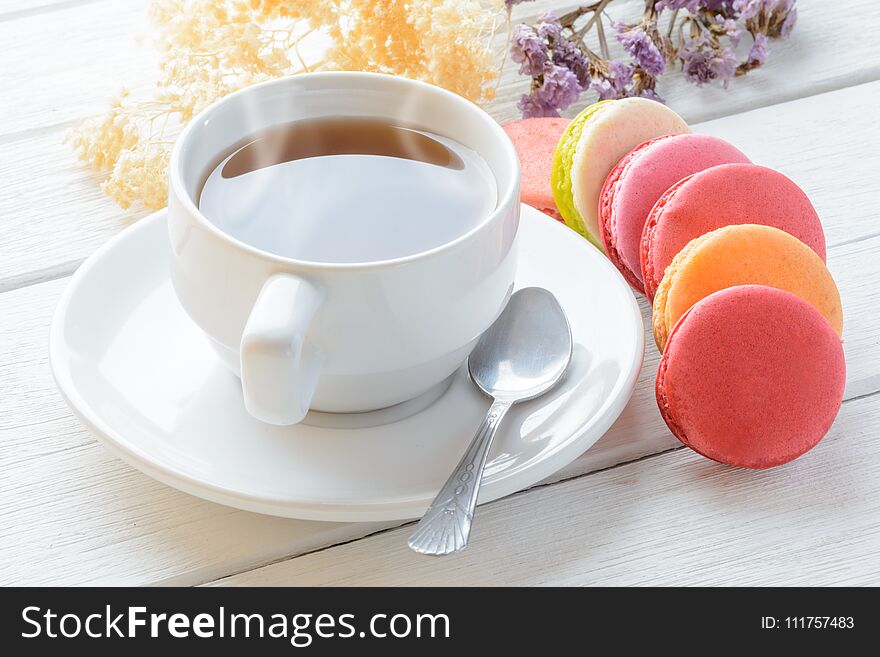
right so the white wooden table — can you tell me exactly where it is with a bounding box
[2,0,879,586]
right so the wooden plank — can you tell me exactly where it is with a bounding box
[830,237,880,400]
[0,0,154,135]
[0,0,101,22]
[0,129,150,294]
[1,231,877,585]
[2,79,878,294]
[695,88,880,255]
[211,391,880,587]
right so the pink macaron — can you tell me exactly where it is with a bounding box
[503,117,571,220]
[656,285,845,469]
[641,163,827,301]
[599,134,750,293]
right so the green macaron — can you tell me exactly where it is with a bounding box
[551,98,690,251]
[551,101,611,247]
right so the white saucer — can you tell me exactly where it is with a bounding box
[50,206,644,521]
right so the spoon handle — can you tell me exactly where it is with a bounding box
[408,399,512,555]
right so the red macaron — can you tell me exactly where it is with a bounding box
[656,285,845,469]
[641,163,827,301]
[503,117,571,220]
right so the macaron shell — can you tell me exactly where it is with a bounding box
[656,285,845,469]
[599,134,750,292]
[598,138,662,291]
[641,163,827,300]
[652,224,842,350]
[503,117,571,221]
[551,101,611,243]
[570,98,690,250]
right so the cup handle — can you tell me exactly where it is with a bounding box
[240,273,324,425]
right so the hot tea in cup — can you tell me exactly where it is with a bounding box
[198,117,498,263]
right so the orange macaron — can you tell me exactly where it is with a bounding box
[652,224,842,350]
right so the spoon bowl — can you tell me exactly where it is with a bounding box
[469,287,573,402]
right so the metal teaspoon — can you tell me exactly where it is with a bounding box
[408,287,572,556]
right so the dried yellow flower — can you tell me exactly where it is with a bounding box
[69,0,506,211]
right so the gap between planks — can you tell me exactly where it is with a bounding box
[0,0,102,23]
[0,260,84,295]
[4,209,878,297]
[194,444,689,587]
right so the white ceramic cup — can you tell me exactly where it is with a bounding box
[168,72,520,425]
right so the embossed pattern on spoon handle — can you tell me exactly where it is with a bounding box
[408,399,512,556]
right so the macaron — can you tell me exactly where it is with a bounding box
[656,285,846,469]
[599,134,750,292]
[503,117,571,221]
[652,224,842,351]
[641,163,827,300]
[552,98,690,250]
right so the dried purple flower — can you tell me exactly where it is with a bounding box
[781,7,798,37]
[592,60,634,100]
[774,0,797,14]
[615,22,666,77]
[680,38,738,88]
[732,0,763,22]
[747,32,769,65]
[734,0,798,28]
[638,87,665,103]
[590,80,616,101]
[717,16,744,47]
[612,60,636,86]
[708,48,738,88]
[536,15,563,41]
[680,49,714,86]
[632,68,665,103]
[517,63,584,118]
[511,24,548,77]
[517,93,555,119]
[553,37,590,88]
[535,63,583,111]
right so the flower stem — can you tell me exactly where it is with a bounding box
[569,0,614,38]
[595,13,610,59]
[666,8,679,38]
[559,2,603,29]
